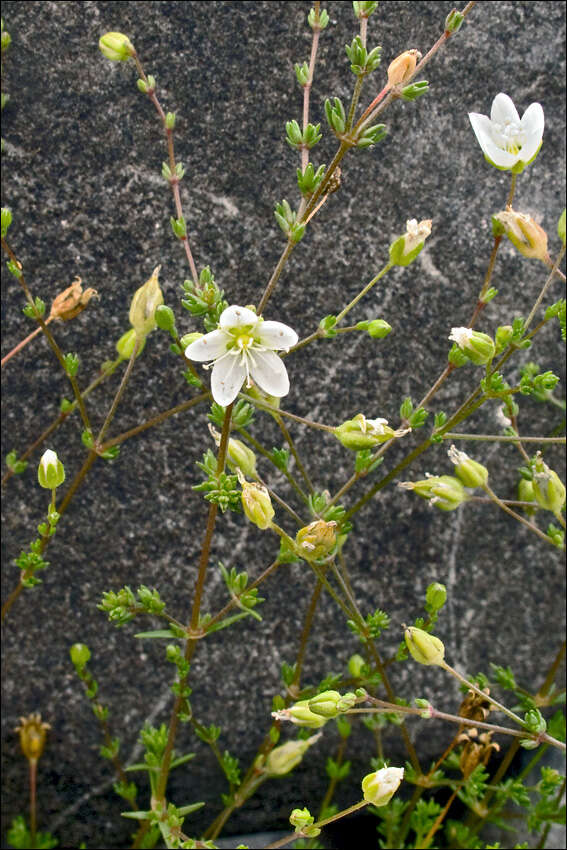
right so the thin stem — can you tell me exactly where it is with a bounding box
[240,392,335,432]
[236,427,309,504]
[99,392,209,451]
[274,414,315,494]
[29,759,37,850]
[443,432,565,444]
[335,261,392,324]
[205,560,281,632]
[524,243,566,333]
[95,336,141,446]
[256,240,296,316]
[481,482,560,547]
[440,661,525,726]
[1,320,49,368]
[265,801,369,849]
[418,783,463,849]
[290,578,324,695]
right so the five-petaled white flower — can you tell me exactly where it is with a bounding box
[468,93,544,171]
[185,305,298,406]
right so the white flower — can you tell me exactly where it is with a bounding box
[362,766,405,806]
[185,305,298,406]
[468,93,544,171]
[448,326,473,349]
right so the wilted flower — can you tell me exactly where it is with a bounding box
[468,93,544,172]
[49,277,97,321]
[448,445,489,489]
[264,733,322,776]
[493,207,549,262]
[387,50,421,86]
[129,266,164,339]
[185,305,298,406]
[15,713,51,763]
[389,218,432,267]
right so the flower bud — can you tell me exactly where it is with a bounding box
[70,643,91,670]
[285,700,328,728]
[399,475,468,511]
[240,479,274,530]
[495,325,514,353]
[532,453,566,517]
[448,445,489,488]
[558,208,566,246]
[38,449,65,489]
[128,265,164,339]
[98,32,135,62]
[209,425,258,478]
[445,9,465,33]
[387,49,421,86]
[448,327,495,365]
[154,304,176,334]
[49,277,98,322]
[308,690,342,718]
[335,414,397,450]
[15,713,51,763]
[245,383,282,414]
[116,328,146,360]
[493,207,549,262]
[264,733,322,776]
[366,319,392,339]
[180,332,204,349]
[404,626,445,666]
[295,520,337,561]
[348,654,366,678]
[289,808,319,836]
[426,582,447,611]
[389,218,432,267]
[518,478,537,515]
[362,766,404,806]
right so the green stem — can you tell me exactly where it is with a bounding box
[265,801,369,849]
[96,336,141,446]
[443,432,565,444]
[335,261,392,325]
[481,482,560,547]
[274,414,315,494]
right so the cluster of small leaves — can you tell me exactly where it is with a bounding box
[220,751,241,788]
[326,755,351,781]
[6,816,58,850]
[400,397,428,428]
[408,798,443,847]
[219,562,265,622]
[401,81,430,101]
[285,119,321,150]
[308,491,352,535]
[345,35,381,76]
[5,450,28,475]
[527,766,565,834]
[354,449,383,475]
[63,352,79,377]
[281,660,298,688]
[208,399,255,430]
[319,314,337,337]
[297,162,326,197]
[373,796,407,844]
[181,266,228,332]
[81,429,120,460]
[519,361,560,399]
[348,608,390,642]
[98,585,167,626]
[193,450,241,512]
[15,542,49,587]
[22,295,45,318]
[545,298,566,342]
[274,199,305,243]
[269,446,290,471]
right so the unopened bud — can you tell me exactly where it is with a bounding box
[154,304,176,334]
[116,328,146,360]
[49,277,97,321]
[448,445,489,488]
[493,207,548,262]
[264,733,322,776]
[387,49,421,86]
[335,414,397,450]
[532,453,566,517]
[240,479,274,530]
[209,425,257,478]
[448,327,495,365]
[348,654,367,678]
[128,265,164,339]
[558,208,566,246]
[362,766,404,806]
[15,713,51,763]
[245,383,282,414]
[295,520,337,561]
[282,700,328,729]
[70,643,91,670]
[426,582,447,611]
[518,478,537,515]
[389,219,432,267]
[98,32,135,62]
[366,319,392,338]
[38,449,65,489]
[445,9,465,34]
[405,626,445,666]
[495,325,514,353]
[308,690,355,718]
[289,808,319,837]
[399,475,468,511]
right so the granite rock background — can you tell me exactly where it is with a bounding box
[1,2,565,847]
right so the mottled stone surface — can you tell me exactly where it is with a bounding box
[1,2,565,848]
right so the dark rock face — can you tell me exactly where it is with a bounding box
[1,2,565,847]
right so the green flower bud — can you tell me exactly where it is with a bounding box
[532,453,566,517]
[308,690,342,718]
[264,733,322,776]
[495,324,514,353]
[165,111,176,130]
[558,208,566,246]
[389,219,432,266]
[426,582,447,611]
[362,766,404,806]
[348,654,366,678]
[365,319,392,339]
[448,445,489,488]
[1,207,12,238]
[154,305,176,333]
[295,520,337,561]
[180,332,204,349]
[289,808,319,836]
[404,626,445,666]
[116,328,146,360]
[209,425,258,478]
[286,700,328,729]
[399,475,468,511]
[98,32,135,62]
[335,414,397,450]
[70,643,91,669]
[38,449,65,489]
[518,478,537,515]
[445,10,465,33]
[241,479,274,530]
[448,327,495,365]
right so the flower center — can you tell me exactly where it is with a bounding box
[494,119,524,155]
[236,333,254,351]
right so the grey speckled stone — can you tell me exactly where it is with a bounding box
[1,2,565,848]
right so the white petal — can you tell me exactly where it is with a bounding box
[219,305,258,329]
[257,321,298,351]
[490,92,520,125]
[211,354,247,406]
[478,133,518,168]
[249,349,290,397]
[468,113,499,156]
[185,329,229,362]
[518,103,544,162]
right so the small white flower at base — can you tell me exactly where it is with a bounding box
[362,766,404,806]
[185,305,298,406]
[468,93,544,172]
